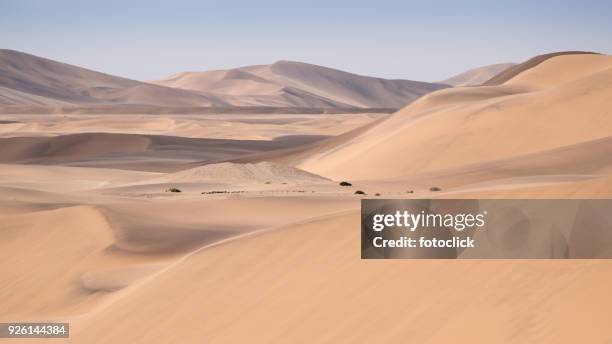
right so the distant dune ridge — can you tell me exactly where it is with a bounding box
[0,50,448,112]
[441,62,516,86]
[153,60,449,108]
[0,49,224,107]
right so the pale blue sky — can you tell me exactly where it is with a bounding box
[1,0,611,81]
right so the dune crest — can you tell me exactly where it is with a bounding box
[0,50,447,112]
[153,60,449,108]
[297,53,612,182]
[441,62,515,86]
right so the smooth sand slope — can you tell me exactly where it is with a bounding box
[298,53,612,185]
[441,62,515,86]
[0,193,358,322]
[482,51,598,86]
[0,113,383,141]
[153,60,449,108]
[68,212,612,343]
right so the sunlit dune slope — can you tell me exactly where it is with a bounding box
[147,162,329,184]
[0,194,357,321]
[0,206,115,319]
[483,51,598,86]
[297,53,612,181]
[68,211,612,343]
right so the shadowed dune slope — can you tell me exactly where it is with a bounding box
[0,50,446,111]
[230,115,387,165]
[154,60,449,108]
[0,132,328,171]
[296,53,612,181]
[441,62,516,86]
[0,49,225,107]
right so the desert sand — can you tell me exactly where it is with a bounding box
[1,52,612,343]
[441,62,516,86]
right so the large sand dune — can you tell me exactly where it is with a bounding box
[482,51,598,86]
[154,60,449,108]
[298,53,612,182]
[66,211,612,343]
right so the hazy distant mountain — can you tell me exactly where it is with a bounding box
[0,49,226,107]
[442,63,516,86]
[153,60,449,108]
[0,50,448,111]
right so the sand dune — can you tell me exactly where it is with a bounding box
[483,51,598,86]
[0,206,116,319]
[148,162,329,185]
[0,113,382,141]
[154,60,449,108]
[0,192,358,320]
[0,49,224,107]
[0,132,328,171]
[67,210,612,343]
[441,62,515,86]
[0,163,158,194]
[0,50,446,112]
[297,53,612,181]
